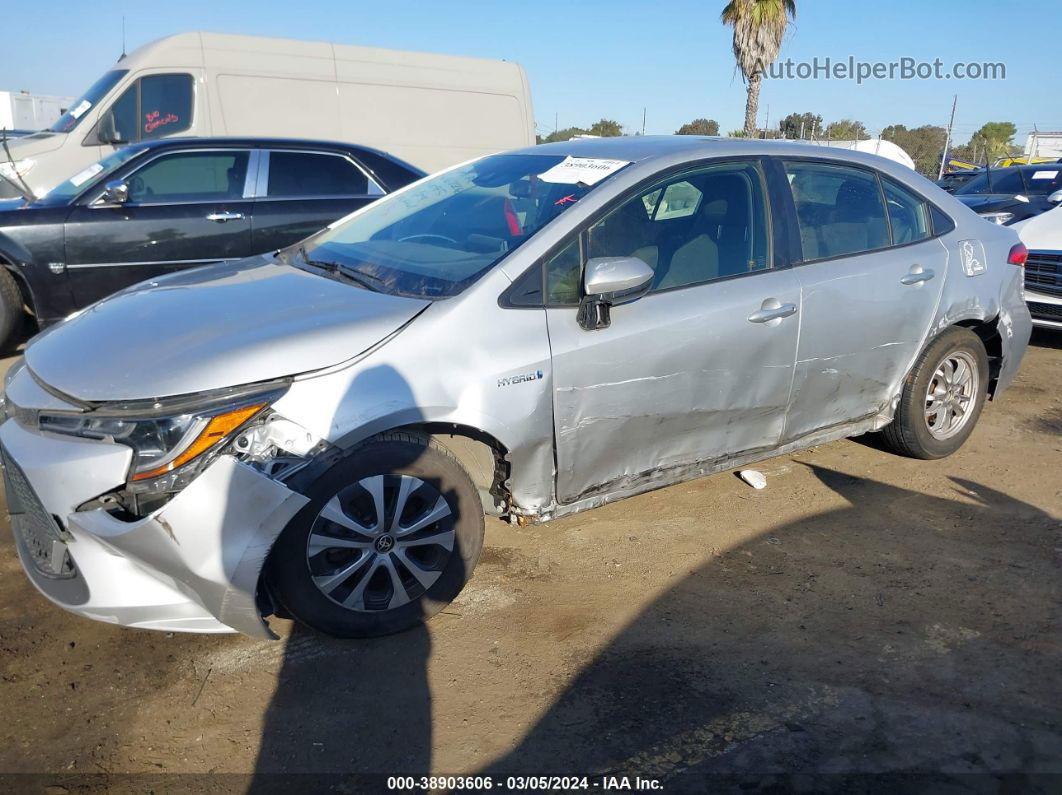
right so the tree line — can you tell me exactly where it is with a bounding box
[537,113,1023,177]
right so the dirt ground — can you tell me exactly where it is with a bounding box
[0,332,1059,794]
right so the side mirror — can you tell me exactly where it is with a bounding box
[99,179,129,205]
[96,111,126,145]
[577,256,654,331]
[1048,189,1062,205]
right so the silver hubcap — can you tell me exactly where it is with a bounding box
[305,474,455,612]
[924,351,978,440]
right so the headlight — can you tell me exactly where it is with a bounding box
[980,211,1014,225]
[38,383,286,489]
[0,159,36,181]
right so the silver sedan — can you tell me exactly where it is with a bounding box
[1,137,1032,638]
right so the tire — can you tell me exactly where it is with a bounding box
[0,268,24,353]
[880,327,989,460]
[266,431,485,638]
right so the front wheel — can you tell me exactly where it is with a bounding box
[266,432,484,638]
[879,327,989,460]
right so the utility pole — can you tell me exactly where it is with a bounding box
[641,107,646,137]
[798,120,805,140]
[554,112,558,137]
[763,104,770,139]
[938,94,957,180]
[1029,124,1039,164]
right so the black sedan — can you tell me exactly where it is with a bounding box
[953,164,1062,225]
[0,137,424,348]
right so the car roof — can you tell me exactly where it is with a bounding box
[122,136,425,176]
[509,135,918,172]
[128,135,415,162]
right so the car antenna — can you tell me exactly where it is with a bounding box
[1,131,36,201]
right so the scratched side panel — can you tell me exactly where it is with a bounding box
[783,238,947,441]
[546,269,801,505]
[268,265,559,513]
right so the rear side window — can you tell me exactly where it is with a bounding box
[881,178,931,244]
[127,151,249,203]
[102,73,193,144]
[785,161,889,260]
[266,151,380,197]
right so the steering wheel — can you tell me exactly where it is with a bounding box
[127,175,153,201]
[399,233,459,247]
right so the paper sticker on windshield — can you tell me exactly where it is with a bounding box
[1031,170,1058,180]
[69,100,92,120]
[69,163,103,187]
[958,239,986,277]
[538,157,630,186]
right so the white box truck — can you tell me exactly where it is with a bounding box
[0,32,535,199]
[0,91,75,136]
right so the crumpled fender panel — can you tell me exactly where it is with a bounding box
[69,457,309,638]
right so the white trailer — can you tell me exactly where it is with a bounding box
[0,91,74,134]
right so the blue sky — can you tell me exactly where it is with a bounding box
[3,0,1059,145]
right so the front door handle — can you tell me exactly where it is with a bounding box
[206,211,245,223]
[900,266,935,285]
[747,301,798,324]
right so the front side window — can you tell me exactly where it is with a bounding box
[881,178,930,244]
[98,74,193,144]
[267,151,377,197]
[300,153,624,298]
[126,151,249,204]
[586,160,770,292]
[48,70,128,133]
[785,161,889,260]
[139,74,194,140]
[1022,167,1062,196]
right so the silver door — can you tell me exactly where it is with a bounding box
[781,162,946,441]
[545,159,800,504]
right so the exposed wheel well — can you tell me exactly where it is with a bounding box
[0,254,34,318]
[395,423,511,515]
[954,317,1002,397]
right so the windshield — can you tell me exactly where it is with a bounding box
[48,70,128,133]
[38,145,144,203]
[300,153,628,298]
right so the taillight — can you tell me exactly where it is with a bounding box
[1008,243,1028,266]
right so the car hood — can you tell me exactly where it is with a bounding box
[955,194,1005,210]
[26,256,430,402]
[1014,205,1062,251]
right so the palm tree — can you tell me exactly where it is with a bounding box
[721,0,796,137]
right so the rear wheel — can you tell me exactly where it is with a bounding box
[267,432,484,638]
[0,268,24,353]
[880,327,989,459]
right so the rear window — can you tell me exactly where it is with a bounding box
[267,151,379,197]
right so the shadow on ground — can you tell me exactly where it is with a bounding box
[251,464,1061,792]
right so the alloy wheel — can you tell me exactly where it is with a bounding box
[305,474,456,612]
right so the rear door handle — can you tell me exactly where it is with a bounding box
[206,211,245,223]
[747,301,798,324]
[900,266,935,285]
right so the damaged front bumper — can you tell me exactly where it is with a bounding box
[1,417,308,638]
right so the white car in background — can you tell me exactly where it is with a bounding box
[1014,202,1062,329]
